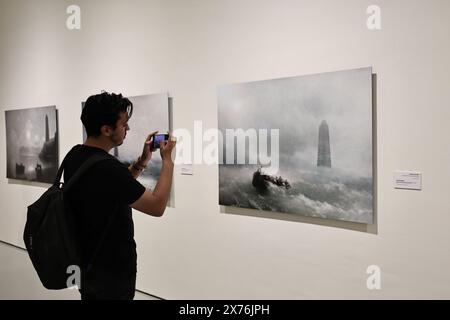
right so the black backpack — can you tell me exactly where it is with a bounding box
[23,148,111,290]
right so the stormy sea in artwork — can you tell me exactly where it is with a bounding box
[115,146,162,190]
[219,164,373,224]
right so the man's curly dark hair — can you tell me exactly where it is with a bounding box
[81,91,133,137]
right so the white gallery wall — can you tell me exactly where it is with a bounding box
[0,0,449,299]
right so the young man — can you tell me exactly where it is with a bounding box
[63,92,175,300]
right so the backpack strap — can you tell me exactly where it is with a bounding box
[53,145,111,193]
[53,145,80,187]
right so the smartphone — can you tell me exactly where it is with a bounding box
[152,133,169,150]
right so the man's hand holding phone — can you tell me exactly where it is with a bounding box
[158,133,176,164]
[151,133,170,150]
[138,132,175,166]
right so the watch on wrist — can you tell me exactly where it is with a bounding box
[133,157,146,171]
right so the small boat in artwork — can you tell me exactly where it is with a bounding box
[252,167,291,194]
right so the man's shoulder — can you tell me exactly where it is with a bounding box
[66,145,127,175]
[68,144,114,160]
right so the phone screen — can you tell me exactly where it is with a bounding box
[153,134,168,149]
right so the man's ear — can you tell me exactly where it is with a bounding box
[100,125,113,137]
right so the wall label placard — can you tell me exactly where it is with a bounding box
[394,171,422,190]
[181,165,193,176]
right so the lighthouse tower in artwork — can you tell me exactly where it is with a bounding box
[45,115,49,142]
[317,120,331,168]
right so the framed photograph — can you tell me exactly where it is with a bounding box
[218,67,373,224]
[5,105,59,184]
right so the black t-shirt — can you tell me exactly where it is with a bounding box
[63,145,145,278]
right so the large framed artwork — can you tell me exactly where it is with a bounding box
[218,67,374,224]
[5,105,59,184]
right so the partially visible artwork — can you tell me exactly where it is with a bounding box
[218,67,374,224]
[117,93,169,189]
[82,94,170,189]
[5,106,59,184]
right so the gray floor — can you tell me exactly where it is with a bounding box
[0,241,158,300]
